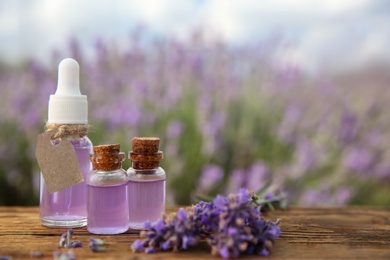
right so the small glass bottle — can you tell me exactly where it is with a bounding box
[40,58,93,227]
[127,137,166,229]
[40,136,92,227]
[87,144,129,234]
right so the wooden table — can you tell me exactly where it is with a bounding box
[1,207,390,259]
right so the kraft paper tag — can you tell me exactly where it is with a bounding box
[35,130,84,194]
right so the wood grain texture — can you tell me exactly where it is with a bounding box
[1,207,390,259]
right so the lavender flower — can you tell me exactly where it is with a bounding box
[332,187,352,206]
[226,168,246,193]
[343,146,374,174]
[197,164,224,192]
[277,104,301,143]
[166,120,183,139]
[0,256,12,260]
[208,189,281,259]
[89,238,106,252]
[295,138,316,173]
[246,162,270,192]
[131,208,201,253]
[192,200,220,234]
[132,189,281,258]
[299,189,329,206]
[58,229,82,248]
[338,111,358,144]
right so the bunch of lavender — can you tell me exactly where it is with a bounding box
[132,188,281,258]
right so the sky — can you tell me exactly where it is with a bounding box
[1,0,389,73]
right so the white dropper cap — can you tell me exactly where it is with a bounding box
[48,58,88,124]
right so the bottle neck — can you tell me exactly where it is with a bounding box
[93,162,123,171]
[131,161,160,170]
[88,168,127,186]
[94,167,124,174]
[128,166,165,179]
[46,123,89,139]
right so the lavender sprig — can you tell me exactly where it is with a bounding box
[89,238,106,252]
[58,229,82,248]
[132,188,282,258]
[197,180,287,213]
[250,191,287,212]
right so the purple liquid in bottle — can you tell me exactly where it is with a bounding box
[87,183,128,234]
[128,179,166,229]
[40,138,92,227]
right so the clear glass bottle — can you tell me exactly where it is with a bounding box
[127,137,166,229]
[87,144,128,234]
[39,58,92,227]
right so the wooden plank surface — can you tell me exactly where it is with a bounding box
[1,207,390,259]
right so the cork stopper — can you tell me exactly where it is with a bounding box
[129,137,163,170]
[90,144,125,171]
[132,137,160,154]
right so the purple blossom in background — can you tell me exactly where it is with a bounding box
[318,79,337,97]
[206,112,226,137]
[166,120,183,139]
[295,138,316,173]
[197,164,224,192]
[246,161,270,192]
[299,189,331,207]
[226,168,246,193]
[226,162,274,194]
[374,161,390,179]
[277,104,301,143]
[364,130,384,148]
[201,112,226,155]
[300,186,353,206]
[132,80,148,96]
[198,93,212,112]
[283,104,301,124]
[162,83,183,110]
[333,187,352,206]
[343,147,374,174]
[338,110,358,144]
[106,101,142,129]
[2,27,390,207]
[276,63,301,87]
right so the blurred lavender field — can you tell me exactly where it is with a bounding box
[1,30,390,206]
